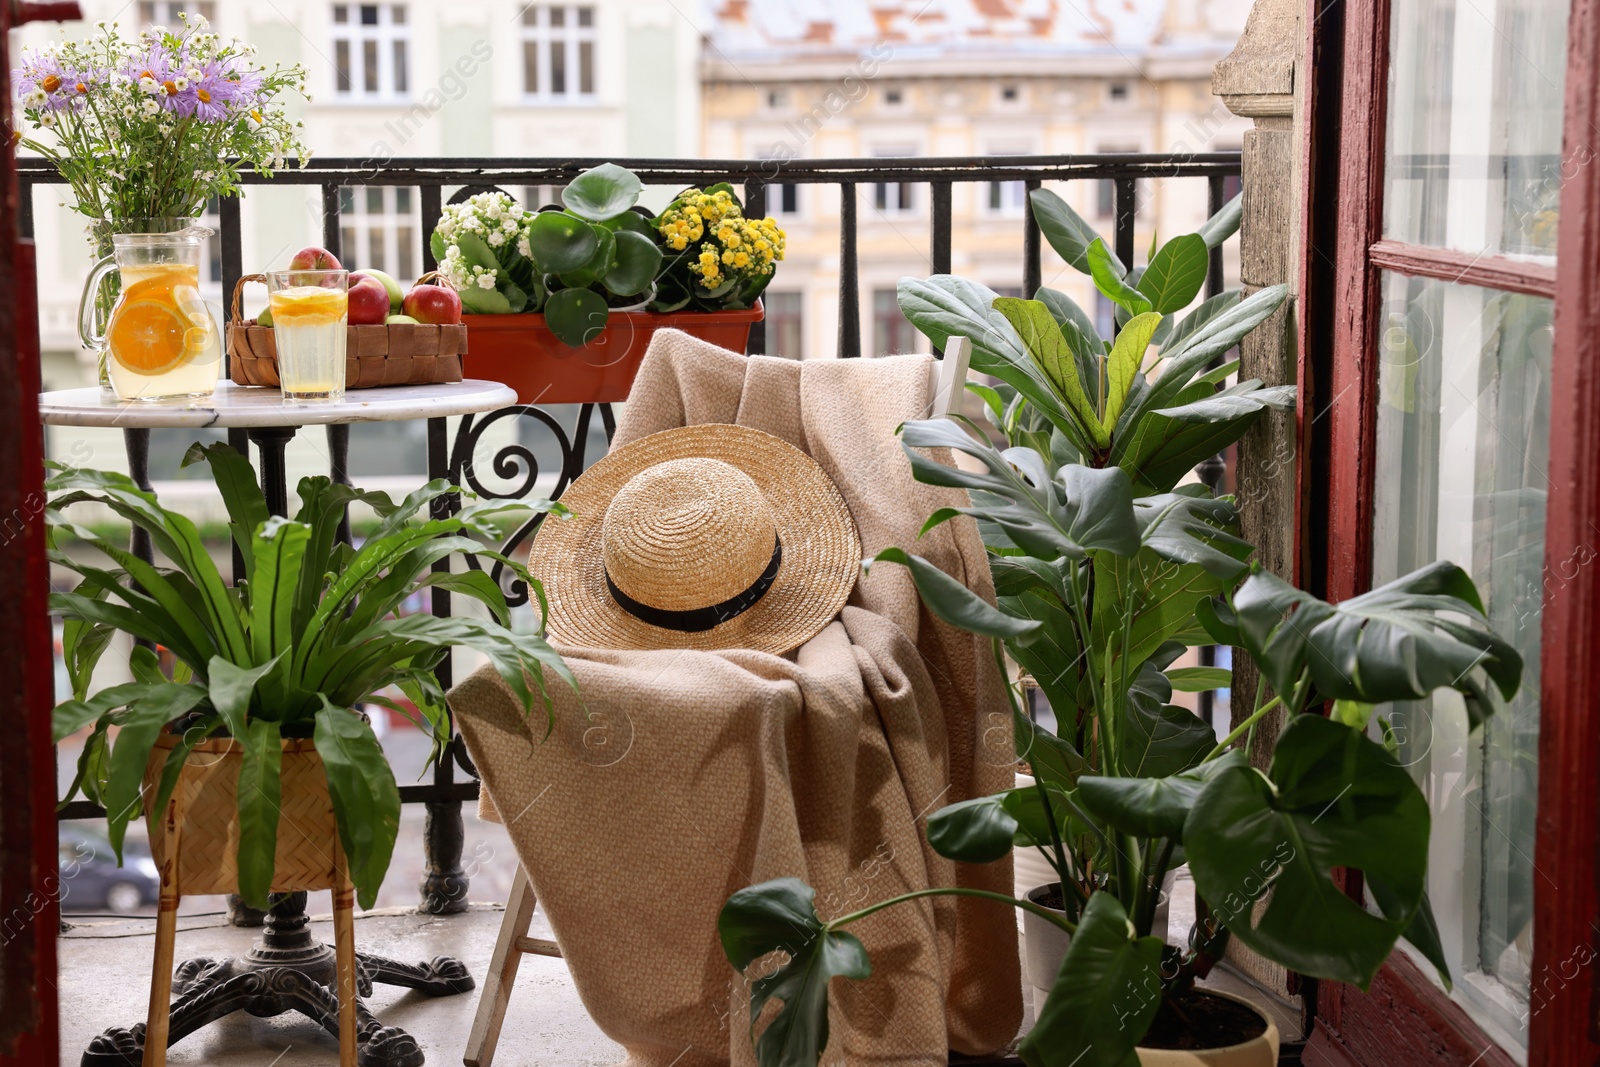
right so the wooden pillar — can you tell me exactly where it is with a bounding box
[1211,0,1306,1019]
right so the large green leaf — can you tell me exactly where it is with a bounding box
[1136,234,1209,314]
[1102,312,1163,432]
[315,699,401,910]
[896,275,1028,368]
[1233,562,1521,726]
[561,162,642,221]
[182,443,269,576]
[100,684,207,860]
[1133,489,1253,580]
[208,655,280,736]
[1158,290,1241,354]
[1035,285,1106,398]
[901,419,1140,561]
[250,517,311,665]
[1029,187,1119,275]
[1118,683,1214,779]
[1088,239,1152,316]
[1016,710,1090,790]
[1078,748,1246,839]
[1185,714,1430,987]
[526,211,600,274]
[1020,891,1164,1067]
[926,794,1019,863]
[602,230,663,297]
[545,287,610,347]
[865,548,1039,638]
[236,717,284,908]
[718,878,871,1067]
[1198,193,1243,249]
[994,297,1107,451]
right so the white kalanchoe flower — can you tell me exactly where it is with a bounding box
[488,231,505,246]
[477,273,497,289]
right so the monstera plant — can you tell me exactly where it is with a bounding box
[721,422,1522,1066]
[49,444,573,909]
[717,194,1524,1066]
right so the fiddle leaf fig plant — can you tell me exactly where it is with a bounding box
[48,443,575,909]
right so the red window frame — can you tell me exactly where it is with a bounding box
[1297,0,1600,1058]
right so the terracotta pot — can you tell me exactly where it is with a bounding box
[463,301,764,404]
[1136,989,1281,1066]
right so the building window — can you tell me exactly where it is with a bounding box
[339,186,420,282]
[1108,81,1129,103]
[872,148,918,216]
[331,4,410,100]
[986,148,1029,216]
[139,1,215,26]
[883,86,905,107]
[521,5,597,99]
[999,84,1021,105]
[522,186,563,211]
[765,291,803,359]
[872,288,917,355]
[771,182,800,217]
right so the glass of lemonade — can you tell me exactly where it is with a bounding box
[267,270,349,401]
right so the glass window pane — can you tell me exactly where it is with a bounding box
[369,228,386,271]
[1371,271,1550,1049]
[393,40,408,93]
[550,40,566,95]
[521,4,538,26]
[335,40,351,93]
[395,187,411,213]
[578,40,594,94]
[1385,0,1568,256]
[396,226,415,281]
[390,3,405,23]
[523,40,539,94]
[366,187,383,213]
[362,39,379,93]
[339,187,355,213]
[577,5,593,26]
[333,4,348,24]
[550,5,565,26]
[360,3,378,25]
[341,226,357,267]
[766,291,802,358]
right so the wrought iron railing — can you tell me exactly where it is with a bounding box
[23,152,1241,913]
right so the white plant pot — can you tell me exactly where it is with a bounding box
[1135,988,1280,1066]
[1022,882,1071,1018]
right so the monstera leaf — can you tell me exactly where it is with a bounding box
[1185,714,1430,988]
[1233,562,1522,726]
[719,879,871,1067]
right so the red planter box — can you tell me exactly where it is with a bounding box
[463,302,764,404]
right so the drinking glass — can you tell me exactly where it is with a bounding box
[267,270,349,401]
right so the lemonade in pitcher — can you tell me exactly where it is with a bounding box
[267,270,349,401]
[79,227,222,402]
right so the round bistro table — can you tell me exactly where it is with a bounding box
[42,379,516,1067]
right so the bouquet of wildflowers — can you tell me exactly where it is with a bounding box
[651,185,785,312]
[10,15,309,241]
[430,190,541,315]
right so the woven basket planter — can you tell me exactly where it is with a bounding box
[142,732,346,895]
[139,731,359,1067]
[464,301,763,404]
[226,273,467,390]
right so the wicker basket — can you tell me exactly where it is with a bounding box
[142,732,346,895]
[227,272,467,390]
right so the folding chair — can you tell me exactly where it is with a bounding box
[462,340,973,1067]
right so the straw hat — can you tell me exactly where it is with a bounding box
[529,424,861,654]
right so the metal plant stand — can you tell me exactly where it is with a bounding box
[40,381,516,1067]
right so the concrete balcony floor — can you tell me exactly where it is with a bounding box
[59,867,1300,1066]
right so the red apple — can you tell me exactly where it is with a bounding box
[403,283,462,325]
[288,246,341,271]
[347,276,391,325]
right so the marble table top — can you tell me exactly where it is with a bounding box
[39,380,518,429]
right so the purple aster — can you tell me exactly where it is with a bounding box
[188,60,239,121]
[12,51,81,111]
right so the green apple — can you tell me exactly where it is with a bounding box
[257,307,273,327]
[385,313,421,325]
[361,268,405,311]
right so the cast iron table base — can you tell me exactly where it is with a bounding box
[80,892,474,1067]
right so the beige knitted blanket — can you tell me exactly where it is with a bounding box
[448,329,1022,1066]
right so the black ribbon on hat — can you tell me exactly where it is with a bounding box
[604,536,783,633]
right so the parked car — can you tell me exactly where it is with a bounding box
[58,825,159,914]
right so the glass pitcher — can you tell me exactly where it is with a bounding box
[79,223,222,402]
